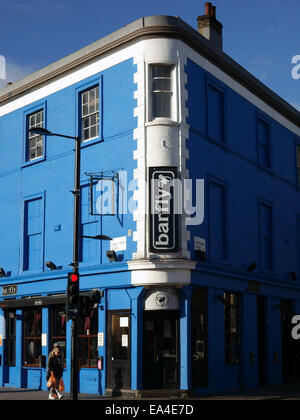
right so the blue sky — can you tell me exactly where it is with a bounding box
[0,0,299,111]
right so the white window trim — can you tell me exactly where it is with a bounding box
[81,85,99,143]
[28,109,44,161]
[146,62,178,124]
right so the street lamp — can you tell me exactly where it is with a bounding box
[28,127,109,400]
[29,126,81,400]
[29,127,81,142]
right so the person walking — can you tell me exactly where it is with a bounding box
[47,343,64,400]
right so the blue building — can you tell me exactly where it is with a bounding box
[0,4,299,396]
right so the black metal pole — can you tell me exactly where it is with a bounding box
[29,126,82,400]
[70,136,81,401]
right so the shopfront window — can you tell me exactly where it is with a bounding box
[50,305,67,365]
[5,311,16,367]
[23,308,42,367]
[78,308,98,368]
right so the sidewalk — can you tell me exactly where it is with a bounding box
[0,388,101,400]
[0,384,299,400]
[196,384,300,400]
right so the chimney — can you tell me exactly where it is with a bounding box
[197,2,223,52]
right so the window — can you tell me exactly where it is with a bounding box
[81,86,99,141]
[151,65,173,119]
[296,144,300,187]
[209,180,227,262]
[259,201,274,272]
[5,311,16,367]
[23,308,42,367]
[23,197,43,272]
[224,292,241,365]
[207,82,225,143]
[27,109,44,161]
[50,305,67,366]
[78,307,98,368]
[257,118,271,169]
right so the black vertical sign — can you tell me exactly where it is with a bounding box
[149,167,179,253]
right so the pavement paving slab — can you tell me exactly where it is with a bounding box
[0,384,300,400]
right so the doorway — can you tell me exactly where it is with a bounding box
[191,288,208,388]
[280,300,300,383]
[257,296,267,386]
[107,311,131,392]
[143,310,180,389]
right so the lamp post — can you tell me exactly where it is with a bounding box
[29,127,81,400]
[28,127,111,400]
[29,127,112,399]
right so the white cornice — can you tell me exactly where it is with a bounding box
[128,258,196,271]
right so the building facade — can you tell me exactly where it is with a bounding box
[0,6,300,395]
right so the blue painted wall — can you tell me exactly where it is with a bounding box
[186,57,300,392]
[186,57,300,282]
[0,58,138,393]
[0,58,137,282]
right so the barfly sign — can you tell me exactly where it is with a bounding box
[149,167,178,253]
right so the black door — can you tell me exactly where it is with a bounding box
[143,311,180,389]
[107,311,131,392]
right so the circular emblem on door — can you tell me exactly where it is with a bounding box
[155,293,169,308]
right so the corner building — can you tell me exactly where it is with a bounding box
[0,7,300,396]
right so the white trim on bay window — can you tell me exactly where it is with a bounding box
[147,62,178,123]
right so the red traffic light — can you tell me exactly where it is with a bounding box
[67,272,80,311]
[70,273,79,282]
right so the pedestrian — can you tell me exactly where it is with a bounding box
[47,343,64,400]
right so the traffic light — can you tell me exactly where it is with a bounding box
[80,290,101,318]
[67,272,79,319]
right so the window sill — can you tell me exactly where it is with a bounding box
[21,156,46,168]
[81,136,103,149]
[146,119,180,128]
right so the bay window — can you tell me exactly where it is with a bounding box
[151,64,173,119]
